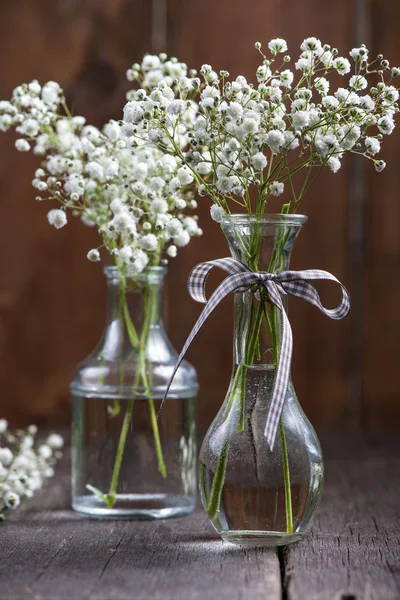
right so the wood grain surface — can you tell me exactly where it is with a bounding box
[1,433,398,599]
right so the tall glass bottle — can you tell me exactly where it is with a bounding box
[72,266,198,518]
[199,214,324,546]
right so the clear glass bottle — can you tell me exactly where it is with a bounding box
[71,266,198,518]
[199,214,324,546]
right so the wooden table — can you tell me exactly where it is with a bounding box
[1,433,399,600]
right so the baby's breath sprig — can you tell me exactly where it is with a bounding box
[120,39,399,221]
[0,62,203,276]
[0,419,63,520]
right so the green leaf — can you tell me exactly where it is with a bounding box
[86,485,108,504]
[281,202,291,215]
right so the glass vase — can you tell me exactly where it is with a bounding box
[71,266,198,519]
[198,214,324,546]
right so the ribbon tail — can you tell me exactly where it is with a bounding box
[263,289,293,450]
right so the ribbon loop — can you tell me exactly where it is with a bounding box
[160,258,350,450]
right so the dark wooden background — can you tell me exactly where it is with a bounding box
[0,0,398,432]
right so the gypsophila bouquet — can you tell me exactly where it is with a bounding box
[0,419,63,519]
[0,72,202,275]
[119,39,400,535]
[0,56,204,511]
[121,38,399,221]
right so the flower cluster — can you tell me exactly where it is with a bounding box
[0,419,63,519]
[120,40,399,216]
[0,64,202,276]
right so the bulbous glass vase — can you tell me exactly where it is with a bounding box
[198,214,324,546]
[71,266,198,519]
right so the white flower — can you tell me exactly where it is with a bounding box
[0,448,13,466]
[314,77,329,95]
[177,166,194,185]
[196,161,212,175]
[174,230,190,247]
[317,48,333,68]
[0,114,12,132]
[103,120,121,141]
[210,205,225,223]
[227,102,243,120]
[315,133,338,157]
[118,245,133,264]
[41,81,60,105]
[21,118,40,137]
[295,57,313,72]
[269,181,284,196]
[167,218,183,236]
[0,419,8,433]
[87,249,101,262]
[378,116,395,135]
[265,129,285,153]
[382,86,399,105]
[216,176,239,194]
[241,117,259,135]
[327,157,341,173]
[86,161,104,181]
[28,80,41,94]
[142,54,161,71]
[291,110,310,129]
[339,124,361,150]
[322,96,340,110]
[349,75,368,91]
[333,57,351,75]
[150,198,169,213]
[123,101,144,124]
[365,137,381,156]
[166,245,177,258]
[301,37,321,52]
[350,47,369,62]
[374,160,386,172]
[140,234,158,251]
[280,69,294,88]
[251,152,268,171]
[268,38,288,54]
[4,491,20,509]
[38,444,52,460]
[110,198,124,214]
[15,139,30,152]
[359,95,375,111]
[47,209,67,229]
[46,433,64,449]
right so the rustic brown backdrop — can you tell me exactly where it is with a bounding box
[0,0,398,432]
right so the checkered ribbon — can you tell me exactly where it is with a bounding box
[162,257,350,449]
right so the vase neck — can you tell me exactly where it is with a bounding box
[105,266,166,336]
[220,215,305,368]
[220,214,306,273]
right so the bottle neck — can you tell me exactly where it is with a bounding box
[105,267,166,343]
[221,215,305,368]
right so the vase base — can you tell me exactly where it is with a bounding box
[219,530,302,547]
[72,493,196,520]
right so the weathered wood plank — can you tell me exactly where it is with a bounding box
[0,456,281,600]
[363,0,400,431]
[287,434,400,600]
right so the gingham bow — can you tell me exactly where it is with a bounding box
[163,257,351,449]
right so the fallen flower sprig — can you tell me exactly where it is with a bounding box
[0,420,63,519]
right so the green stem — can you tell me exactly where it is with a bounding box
[206,441,229,520]
[105,280,167,509]
[269,303,294,535]
[106,398,134,508]
[279,418,293,534]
